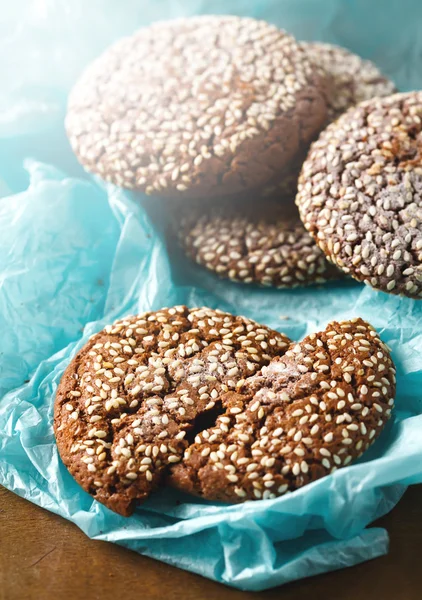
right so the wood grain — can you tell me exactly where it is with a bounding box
[1,485,421,600]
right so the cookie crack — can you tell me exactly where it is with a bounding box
[169,318,395,503]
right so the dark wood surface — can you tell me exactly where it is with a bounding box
[1,484,421,600]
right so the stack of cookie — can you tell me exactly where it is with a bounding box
[59,16,410,514]
[65,15,422,299]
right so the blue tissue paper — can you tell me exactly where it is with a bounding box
[1,0,422,591]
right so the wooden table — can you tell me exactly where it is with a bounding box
[1,485,421,600]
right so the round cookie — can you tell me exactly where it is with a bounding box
[66,16,329,198]
[54,306,290,515]
[302,42,396,121]
[179,197,341,287]
[169,318,396,502]
[296,91,422,298]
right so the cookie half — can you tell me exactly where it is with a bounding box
[179,197,341,287]
[54,306,290,515]
[169,318,395,502]
[66,16,328,198]
[297,91,422,298]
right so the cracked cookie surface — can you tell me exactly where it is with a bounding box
[54,306,290,515]
[55,310,395,511]
[169,318,395,501]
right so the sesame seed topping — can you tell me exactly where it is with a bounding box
[68,16,327,200]
[297,92,422,298]
[56,311,395,512]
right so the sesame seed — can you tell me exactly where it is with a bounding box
[292,463,301,476]
[168,455,180,463]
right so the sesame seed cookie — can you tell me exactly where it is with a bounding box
[169,318,396,502]
[296,91,422,298]
[302,42,396,121]
[179,197,341,287]
[66,16,328,198]
[54,306,290,515]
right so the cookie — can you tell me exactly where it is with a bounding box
[54,306,290,515]
[296,92,422,298]
[66,16,328,199]
[179,197,341,287]
[302,42,396,121]
[169,318,395,502]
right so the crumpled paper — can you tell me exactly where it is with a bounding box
[1,0,422,591]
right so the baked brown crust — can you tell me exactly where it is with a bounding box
[296,91,422,298]
[55,311,395,511]
[66,16,328,198]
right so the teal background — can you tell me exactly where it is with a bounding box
[1,0,422,591]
